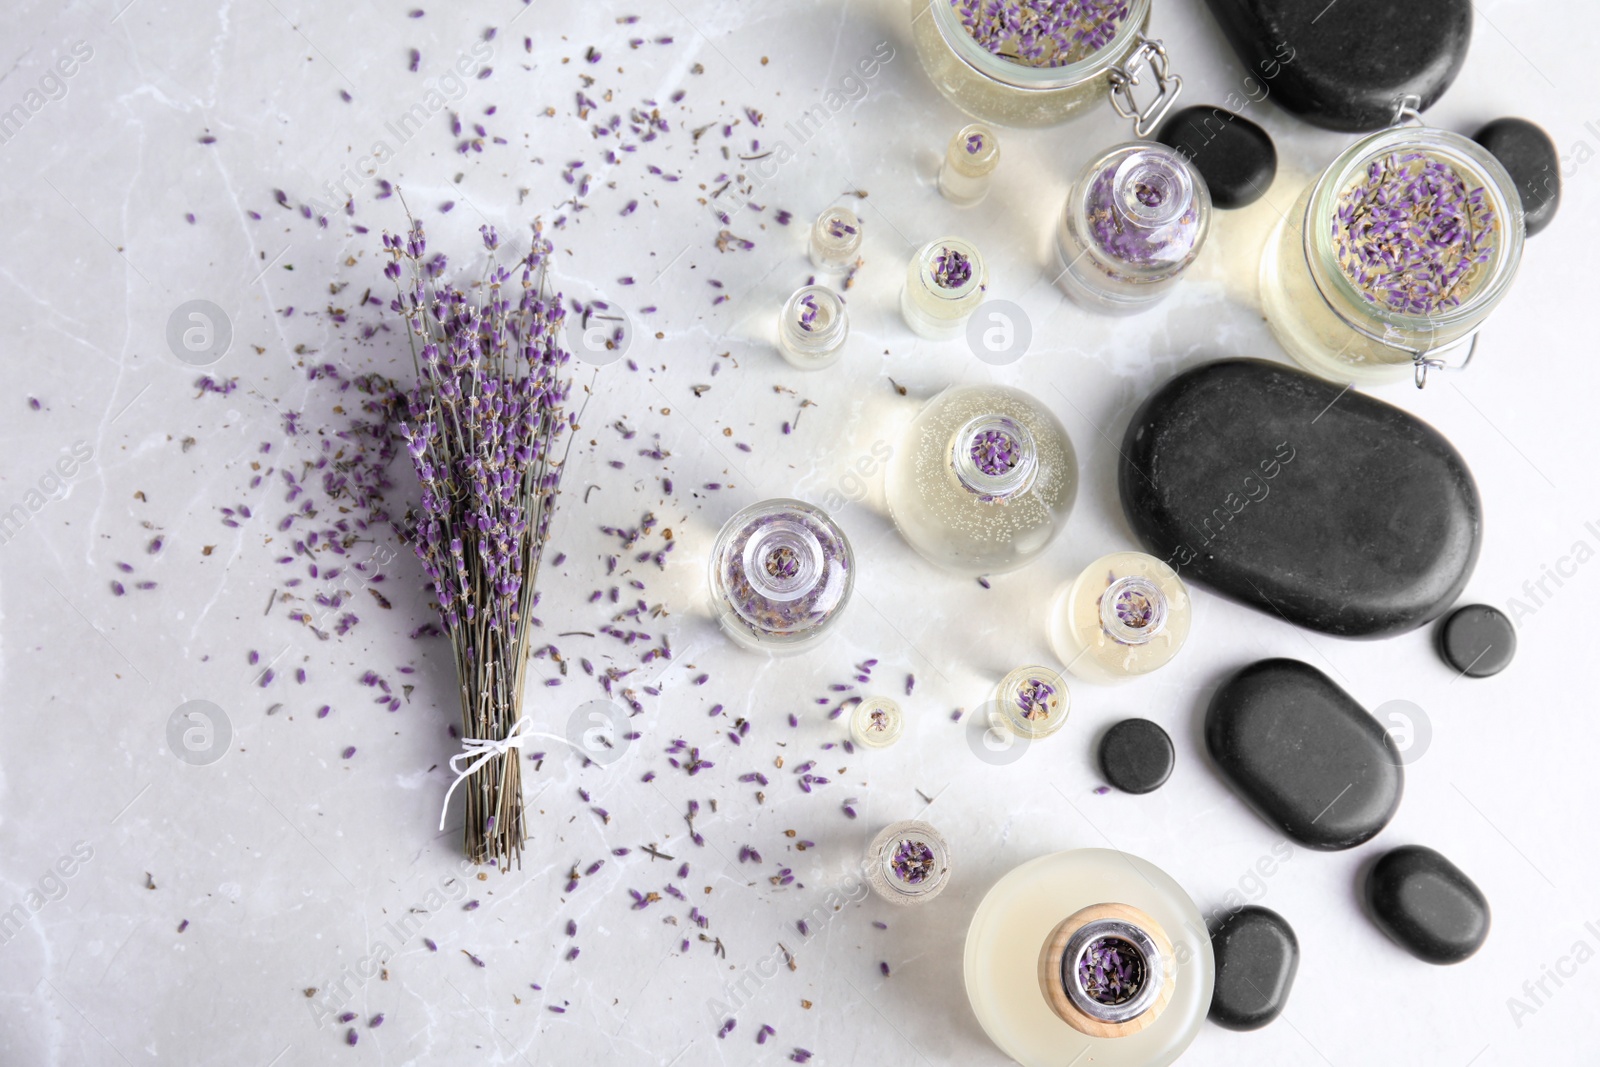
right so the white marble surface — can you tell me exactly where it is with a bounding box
[2,1,1598,1064]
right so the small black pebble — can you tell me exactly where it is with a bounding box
[1473,117,1560,237]
[1154,105,1277,209]
[1209,905,1299,1030]
[1098,718,1174,795]
[1365,844,1490,964]
[1437,604,1516,678]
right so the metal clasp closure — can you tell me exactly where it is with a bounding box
[1412,332,1479,389]
[1391,93,1424,128]
[1107,34,1182,138]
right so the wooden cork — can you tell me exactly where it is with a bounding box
[1037,902,1175,1039]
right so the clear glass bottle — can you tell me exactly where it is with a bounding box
[964,848,1214,1067]
[1054,142,1211,314]
[901,237,988,340]
[992,665,1069,741]
[1049,551,1191,684]
[885,384,1077,576]
[911,0,1178,129]
[708,498,854,654]
[777,285,848,370]
[809,205,863,272]
[939,124,1000,206]
[1260,124,1525,388]
[866,820,951,905]
[849,696,904,748]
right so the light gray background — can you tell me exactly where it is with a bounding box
[2,1,1596,1064]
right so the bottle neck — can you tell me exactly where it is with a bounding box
[782,288,846,352]
[952,414,1037,500]
[740,519,826,603]
[1109,150,1193,230]
[1059,917,1164,1026]
[1099,575,1168,645]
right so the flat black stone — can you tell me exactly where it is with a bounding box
[1119,358,1481,638]
[1155,105,1276,209]
[1206,658,1403,851]
[1098,718,1174,794]
[1209,905,1299,1030]
[1202,0,1472,132]
[1365,845,1490,964]
[1437,604,1516,677]
[1474,117,1561,237]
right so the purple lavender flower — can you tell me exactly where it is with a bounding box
[889,838,936,884]
[969,428,1018,476]
[931,246,973,290]
[382,217,571,868]
[1016,678,1055,720]
[1078,935,1145,1005]
[1331,152,1498,316]
[953,0,1130,67]
[796,294,819,333]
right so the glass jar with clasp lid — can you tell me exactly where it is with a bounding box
[1259,98,1526,388]
[911,0,1182,132]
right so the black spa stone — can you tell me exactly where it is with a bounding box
[1437,604,1516,678]
[1365,845,1490,964]
[1206,658,1403,851]
[1098,718,1174,795]
[1202,0,1472,132]
[1155,105,1276,209]
[1119,358,1481,638]
[1209,905,1299,1031]
[1473,117,1561,237]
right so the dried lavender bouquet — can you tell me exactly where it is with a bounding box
[383,218,571,868]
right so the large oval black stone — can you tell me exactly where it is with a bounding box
[1119,358,1481,638]
[1365,845,1490,964]
[1202,0,1472,132]
[1206,658,1403,851]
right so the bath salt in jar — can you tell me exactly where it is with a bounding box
[1260,117,1525,388]
[911,0,1183,131]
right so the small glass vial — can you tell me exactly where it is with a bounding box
[939,124,1000,206]
[885,384,1077,576]
[1260,124,1524,387]
[777,285,847,370]
[849,696,904,749]
[708,498,854,654]
[866,820,951,906]
[1049,552,1191,685]
[808,205,862,272]
[963,848,1214,1067]
[993,665,1069,741]
[1055,142,1210,314]
[901,236,987,340]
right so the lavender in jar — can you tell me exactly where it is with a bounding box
[708,499,855,653]
[1054,142,1210,314]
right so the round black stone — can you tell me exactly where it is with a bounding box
[1473,118,1560,237]
[1365,845,1490,964]
[1154,105,1277,209]
[1209,905,1299,1030]
[1438,604,1516,678]
[1098,718,1173,795]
